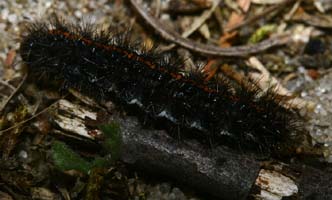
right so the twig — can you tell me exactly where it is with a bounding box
[160,0,221,51]
[181,0,222,38]
[154,0,161,17]
[130,0,290,57]
[284,0,300,20]
[0,100,59,135]
[0,79,16,91]
[225,0,294,32]
[246,57,316,111]
[0,74,27,113]
[291,8,332,29]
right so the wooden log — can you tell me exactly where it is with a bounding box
[52,99,332,199]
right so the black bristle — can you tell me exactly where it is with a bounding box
[20,17,310,156]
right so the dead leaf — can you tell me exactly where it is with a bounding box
[202,59,220,81]
[224,12,245,31]
[251,0,285,4]
[237,0,251,12]
[307,69,320,80]
[219,31,238,47]
[3,49,16,81]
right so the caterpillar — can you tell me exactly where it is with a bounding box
[19,17,310,156]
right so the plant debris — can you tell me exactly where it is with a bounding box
[1,0,332,199]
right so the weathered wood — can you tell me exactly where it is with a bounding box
[116,115,261,199]
[53,99,332,199]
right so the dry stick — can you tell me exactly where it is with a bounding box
[154,0,161,17]
[181,0,221,38]
[0,100,59,135]
[130,0,291,57]
[0,79,16,91]
[0,74,27,113]
[246,57,316,111]
[160,0,221,52]
[225,0,294,32]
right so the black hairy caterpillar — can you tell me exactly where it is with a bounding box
[20,17,311,156]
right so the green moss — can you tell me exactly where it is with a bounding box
[99,123,122,161]
[248,24,276,44]
[51,141,92,174]
[51,122,123,174]
[91,156,113,168]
